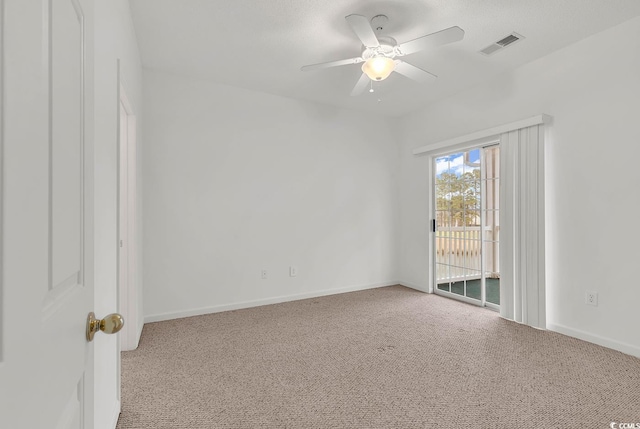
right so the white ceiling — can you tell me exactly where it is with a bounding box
[129,0,640,117]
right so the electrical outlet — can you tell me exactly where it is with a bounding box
[289,266,297,277]
[261,269,267,280]
[585,292,598,306]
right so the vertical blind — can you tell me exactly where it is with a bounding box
[499,124,546,329]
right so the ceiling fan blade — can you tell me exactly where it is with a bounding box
[394,61,437,83]
[350,73,370,96]
[345,14,380,48]
[301,57,363,72]
[398,26,465,56]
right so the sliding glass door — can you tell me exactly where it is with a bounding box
[433,145,500,309]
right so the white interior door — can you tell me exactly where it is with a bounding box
[0,1,105,428]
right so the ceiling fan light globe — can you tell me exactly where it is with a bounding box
[361,56,395,81]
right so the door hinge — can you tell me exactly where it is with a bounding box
[431,219,436,232]
[120,239,123,247]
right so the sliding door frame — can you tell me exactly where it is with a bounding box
[429,136,500,310]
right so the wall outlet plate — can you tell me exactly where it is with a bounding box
[261,269,267,280]
[289,266,297,277]
[585,291,598,306]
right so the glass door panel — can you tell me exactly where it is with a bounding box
[433,146,501,308]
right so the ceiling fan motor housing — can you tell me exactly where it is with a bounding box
[362,36,398,60]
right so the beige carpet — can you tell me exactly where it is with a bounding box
[118,286,640,429]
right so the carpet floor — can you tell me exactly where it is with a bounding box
[117,285,640,429]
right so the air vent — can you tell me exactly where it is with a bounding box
[497,34,520,46]
[480,32,524,56]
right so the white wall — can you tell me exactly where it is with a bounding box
[398,17,640,356]
[142,69,400,321]
[93,1,143,428]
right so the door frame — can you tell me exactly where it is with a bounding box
[117,80,138,351]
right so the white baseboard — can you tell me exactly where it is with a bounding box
[547,323,640,358]
[399,280,431,293]
[144,281,399,323]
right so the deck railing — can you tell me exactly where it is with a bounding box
[435,226,499,281]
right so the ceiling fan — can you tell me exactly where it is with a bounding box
[301,14,464,96]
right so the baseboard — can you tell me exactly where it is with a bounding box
[547,323,640,358]
[399,280,431,293]
[144,281,399,323]
[107,400,121,429]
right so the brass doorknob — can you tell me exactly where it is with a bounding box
[86,312,124,342]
